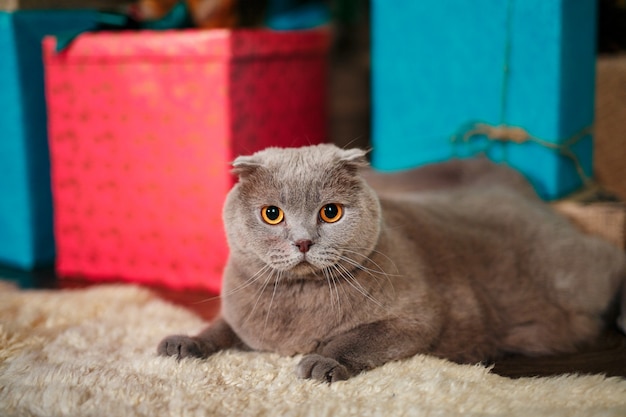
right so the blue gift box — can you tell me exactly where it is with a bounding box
[0,9,96,269]
[371,0,596,200]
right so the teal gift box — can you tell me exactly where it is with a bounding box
[0,7,97,269]
[371,0,596,200]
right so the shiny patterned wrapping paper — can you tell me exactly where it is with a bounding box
[43,29,329,292]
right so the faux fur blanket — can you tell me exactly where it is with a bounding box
[1,281,625,417]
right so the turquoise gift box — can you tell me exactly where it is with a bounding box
[0,8,96,269]
[371,0,596,200]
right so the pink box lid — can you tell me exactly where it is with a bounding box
[43,28,330,63]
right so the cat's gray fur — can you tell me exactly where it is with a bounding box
[159,144,626,382]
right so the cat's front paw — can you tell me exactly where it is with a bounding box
[157,335,213,360]
[297,354,351,383]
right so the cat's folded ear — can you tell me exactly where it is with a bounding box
[338,148,370,171]
[231,155,263,179]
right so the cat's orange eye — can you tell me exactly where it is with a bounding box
[319,203,343,223]
[261,206,284,225]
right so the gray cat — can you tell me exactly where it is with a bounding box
[158,144,626,383]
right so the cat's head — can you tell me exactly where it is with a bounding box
[223,144,382,278]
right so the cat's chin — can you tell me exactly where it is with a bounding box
[263,251,340,278]
[288,261,321,276]
[277,260,331,278]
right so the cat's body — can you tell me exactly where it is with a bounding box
[159,144,626,382]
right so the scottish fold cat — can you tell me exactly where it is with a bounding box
[159,144,626,382]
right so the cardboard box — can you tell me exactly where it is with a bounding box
[43,29,329,292]
[594,53,626,201]
[371,0,596,200]
[0,8,97,269]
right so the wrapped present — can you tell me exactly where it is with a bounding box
[0,0,129,9]
[371,0,597,200]
[43,29,329,292]
[0,5,99,269]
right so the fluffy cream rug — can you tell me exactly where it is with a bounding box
[1,281,625,417]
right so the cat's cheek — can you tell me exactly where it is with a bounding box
[256,239,299,270]
[324,214,370,246]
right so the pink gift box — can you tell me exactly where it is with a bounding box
[43,29,329,292]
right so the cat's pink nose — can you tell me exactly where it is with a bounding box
[294,239,313,253]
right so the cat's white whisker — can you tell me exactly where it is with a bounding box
[321,267,338,312]
[330,267,347,316]
[334,262,388,312]
[339,246,402,276]
[329,264,355,316]
[339,258,385,293]
[341,247,400,275]
[243,266,277,325]
[217,264,273,300]
[337,253,390,280]
[191,264,273,305]
[336,253,397,298]
[263,270,283,335]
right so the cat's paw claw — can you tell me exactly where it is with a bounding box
[157,335,205,360]
[297,354,350,383]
